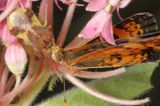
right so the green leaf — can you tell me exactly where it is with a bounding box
[37,62,158,106]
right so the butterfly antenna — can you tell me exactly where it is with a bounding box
[63,77,67,106]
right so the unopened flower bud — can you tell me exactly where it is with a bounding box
[5,43,28,76]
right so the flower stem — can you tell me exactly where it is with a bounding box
[14,75,21,89]
[0,0,19,22]
[56,0,77,47]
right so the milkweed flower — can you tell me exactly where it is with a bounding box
[79,0,132,45]
[0,0,33,22]
[5,42,28,87]
[0,0,51,105]
[0,0,150,106]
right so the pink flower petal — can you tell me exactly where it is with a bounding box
[0,0,7,10]
[54,0,63,10]
[116,0,132,20]
[79,10,107,39]
[0,21,17,46]
[85,0,106,11]
[39,0,53,26]
[101,13,115,45]
[61,0,74,5]
[19,0,32,8]
[0,0,19,22]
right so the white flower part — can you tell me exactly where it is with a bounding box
[5,43,28,76]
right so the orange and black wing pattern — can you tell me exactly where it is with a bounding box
[64,12,160,69]
[64,31,160,69]
[72,12,158,48]
[113,12,158,39]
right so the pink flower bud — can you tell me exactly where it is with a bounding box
[5,43,28,76]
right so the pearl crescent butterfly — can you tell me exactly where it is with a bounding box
[64,12,160,69]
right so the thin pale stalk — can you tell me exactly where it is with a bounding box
[11,67,51,106]
[65,73,149,106]
[72,67,126,79]
[56,0,77,47]
[39,0,54,34]
[14,75,22,89]
[4,75,15,94]
[30,59,44,81]
[0,66,9,96]
[0,0,19,22]
[58,64,125,79]
[23,56,35,83]
[0,65,5,83]
[3,59,44,105]
[21,58,43,88]
[0,48,5,80]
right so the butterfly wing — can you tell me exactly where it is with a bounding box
[64,31,160,69]
[113,12,158,39]
[65,12,158,50]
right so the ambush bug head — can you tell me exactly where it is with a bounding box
[7,8,29,31]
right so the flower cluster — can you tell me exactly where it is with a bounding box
[0,0,52,105]
[79,0,132,45]
[0,0,151,106]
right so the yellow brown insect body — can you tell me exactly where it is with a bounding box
[7,8,64,62]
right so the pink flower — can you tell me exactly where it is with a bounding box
[79,0,132,45]
[85,0,132,12]
[0,0,7,10]
[0,20,17,46]
[85,0,107,12]
[0,0,33,22]
[5,42,27,76]
[79,10,114,45]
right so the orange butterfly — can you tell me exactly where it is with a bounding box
[8,9,159,70]
[64,12,159,69]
